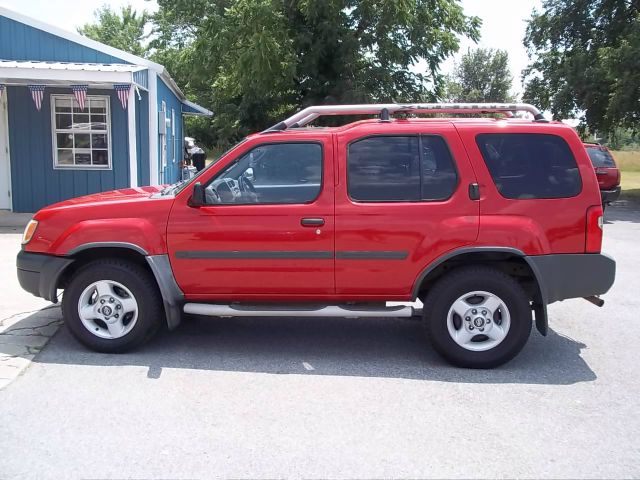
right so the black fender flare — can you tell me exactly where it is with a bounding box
[411,246,548,335]
[63,244,184,330]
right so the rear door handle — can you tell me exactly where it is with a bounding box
[301,218,325,227]
[468,183,480,200]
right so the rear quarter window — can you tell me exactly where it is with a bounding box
[476,133,582,199]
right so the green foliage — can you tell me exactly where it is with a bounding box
[523,0,640,135]
[443,48,514,103]
[152,0,481,146]
[78,5,150,58]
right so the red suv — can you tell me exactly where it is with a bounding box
[583,143,621,206]
[17,103,616,368]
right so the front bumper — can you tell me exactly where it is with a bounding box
[526,253,616,304]
[17,251,74,303]
[601,186,621,204]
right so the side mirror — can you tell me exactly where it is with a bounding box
[189,182,205,207]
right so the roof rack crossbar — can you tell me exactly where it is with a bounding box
[263,103,543,132]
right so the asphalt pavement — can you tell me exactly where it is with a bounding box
[0,203,639,479]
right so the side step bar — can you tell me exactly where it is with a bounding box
[183,303,414,318]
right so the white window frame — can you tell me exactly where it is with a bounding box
[160,100,167,170]
[51,94,112,170]
[171,108,176,163]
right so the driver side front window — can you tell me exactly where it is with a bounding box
[204,142,323,205]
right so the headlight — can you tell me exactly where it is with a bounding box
[22,219,38,245]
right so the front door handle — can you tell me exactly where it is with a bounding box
[301,218,325,227]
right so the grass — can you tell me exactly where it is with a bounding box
[612,150,640,199]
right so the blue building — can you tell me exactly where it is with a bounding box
[0,6,212,212]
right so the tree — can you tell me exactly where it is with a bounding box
[444,48,514,103]
[78,5,150,58]
[152,0,481,145]
[523,0,640,134]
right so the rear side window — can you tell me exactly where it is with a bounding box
[348,136,458,202]
[586,147,616,167]
[476,133,582,199]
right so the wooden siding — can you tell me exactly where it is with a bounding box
[157,77,183,184]
[7,86,129,212]
[0,15,127,64]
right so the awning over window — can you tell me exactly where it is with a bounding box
[182,99,213,117]
[0,60,149,90]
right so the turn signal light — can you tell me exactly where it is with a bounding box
[585,206,603,253]
[21,219,38,245]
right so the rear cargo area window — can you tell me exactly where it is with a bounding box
[348,136,457,202]
[476,133,582,199]
[586,147,616,167]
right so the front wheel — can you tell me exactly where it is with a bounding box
[62,259,163,353]
[423,267,532,368]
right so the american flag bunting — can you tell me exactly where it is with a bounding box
[71,84,88,111]
[113,84,131,110]
[28,85,46,111]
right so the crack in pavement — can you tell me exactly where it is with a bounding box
[0,305,60,326]
[2,319,63,335]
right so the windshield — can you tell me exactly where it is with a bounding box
[166,138,249,195]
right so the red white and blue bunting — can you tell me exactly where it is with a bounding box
[113,83,131,110]
[71,84,88,111]
[28,84,46,111]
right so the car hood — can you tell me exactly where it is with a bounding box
[41,185,167,210]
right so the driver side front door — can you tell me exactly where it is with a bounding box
[167,137,335,299]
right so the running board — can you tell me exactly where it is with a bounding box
[183,303,414,318]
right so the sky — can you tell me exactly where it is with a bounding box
[0,0,542,95]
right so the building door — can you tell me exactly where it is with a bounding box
[0,92,11,210]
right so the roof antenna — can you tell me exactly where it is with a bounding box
[380,108,391,122]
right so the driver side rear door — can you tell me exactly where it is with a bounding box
[167,135,335,299]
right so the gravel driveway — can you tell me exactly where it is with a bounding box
[1,203,639,479]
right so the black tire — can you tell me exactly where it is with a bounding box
[423,266,532,368]
[61,259,163,353]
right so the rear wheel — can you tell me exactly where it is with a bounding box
[62,259,163,353]
[423,267,532,368]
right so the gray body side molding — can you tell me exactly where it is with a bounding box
[146,254,184,330]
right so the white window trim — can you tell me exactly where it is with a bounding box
[50,94,113,170]
[171,108,176,163]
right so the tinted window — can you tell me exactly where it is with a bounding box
[586,147,616,167]
[348,136,458,202]
[205,143,322,204]
[476,134,582,199]
[420,136,458,200]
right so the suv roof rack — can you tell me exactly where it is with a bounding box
[263,103,546,132]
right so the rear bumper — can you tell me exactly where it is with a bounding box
[16,251,74,303]
[526,253,616,304]
[601,186,621,204]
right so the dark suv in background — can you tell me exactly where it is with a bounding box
[584,143,621,206]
